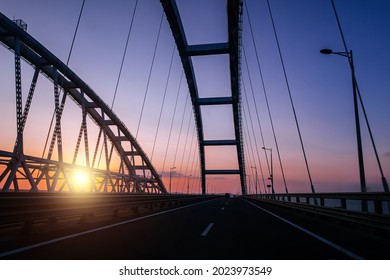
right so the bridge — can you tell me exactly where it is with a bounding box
[0,0,389,260]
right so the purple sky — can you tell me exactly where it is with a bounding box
[1,0,389,194]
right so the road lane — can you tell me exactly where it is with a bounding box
[1,197,228,259]
[200,223,214,237]
[242,199,363,259]
[196,197,353,259]
[242,197,390,259]
[2,196,388,259]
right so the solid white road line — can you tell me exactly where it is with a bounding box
[243,199,364,260]
[201,223,214,237]
[0,198,219,258]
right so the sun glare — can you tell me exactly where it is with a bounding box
[71,170,90,191]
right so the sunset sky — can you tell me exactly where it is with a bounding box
[1,0,389,194]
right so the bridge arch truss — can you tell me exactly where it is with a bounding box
[160,0,247,194]
[0,13,166,193]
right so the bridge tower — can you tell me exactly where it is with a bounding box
[161,0,247,194]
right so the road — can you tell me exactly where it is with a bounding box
[1,196,389,259]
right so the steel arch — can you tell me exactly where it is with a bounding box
[0,13,166,193]
[160,0,247,194]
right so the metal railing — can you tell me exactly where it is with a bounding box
[255,192,390,214]
[0,193,220,234]
[242,192,390,237]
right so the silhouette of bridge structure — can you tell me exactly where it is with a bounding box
[0,0,389,260]
[0,0,245,195]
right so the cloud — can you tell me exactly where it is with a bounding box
[160,171,199,179]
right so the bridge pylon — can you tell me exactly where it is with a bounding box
[161,0,247,194]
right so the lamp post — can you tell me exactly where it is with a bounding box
[251,166,258,196]
[169,166,176,193]
[187,175,192,194]
[320,49,366,192]
[262,147,274,194]
[321,48,369,211]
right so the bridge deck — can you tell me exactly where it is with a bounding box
[1,196,389,259]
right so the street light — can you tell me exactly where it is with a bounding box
[250,166,258,196]
[320,48,375,211]
[262,147,274,194]
[187,175,192,195]
[169,166,176,193]
[320,49,366,194]
[321,48,389,195]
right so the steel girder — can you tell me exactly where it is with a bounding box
[160,0,246,194]
[0,13,166,193]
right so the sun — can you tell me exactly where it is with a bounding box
[71,170,90,191]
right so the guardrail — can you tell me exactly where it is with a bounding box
[255,192,390,214]
[0,193,221,234]
[242,193,390,237]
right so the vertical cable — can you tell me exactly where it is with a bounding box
[94,0,139,171]
[66,0,86,66]
[135,11,164,138]
[242,49,269,173]
[181,127,196,193]
[161,72,184,176]
[176,109,193,192]
[266,0,316,194]
[172,94,189,169]
[330,0,389,192]
[111,0,139,109]
[242,105,265,193]
[244,1,288,193]
[151,45,176,161]
[242,79,267,192]
[42,0,85,159]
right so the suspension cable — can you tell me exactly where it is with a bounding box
[135,11,164,138]
[176,108,193,192]
[66,0,86,66]
[181,126,197,193]
[41,0,86,160]
[244,1,288,193]
[161,72,184,176]
[330,0,389,192]
[243,128,255,194]
[242,49,269,172]
[172,94,189,169]
[242,78,266,192]
[111,0,139,109]
[242,104,265,194]
[266,0,316,194]
[151,45,176,161]
[93,0,139,170]
[189,146,200,194]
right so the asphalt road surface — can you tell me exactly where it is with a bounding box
[1,196,389,259]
